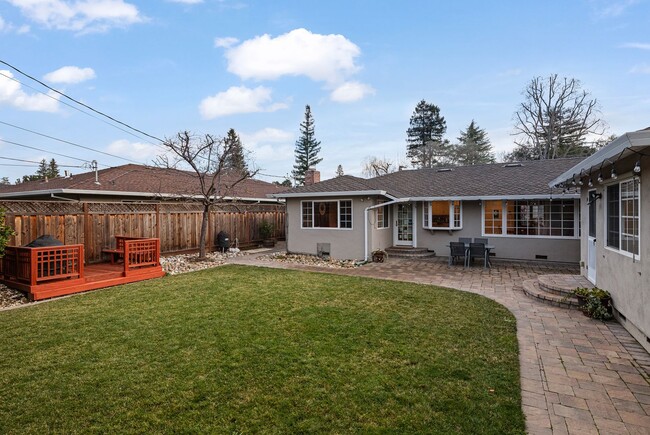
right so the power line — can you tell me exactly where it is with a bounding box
[0,120,146,165]
[0,138,100,166]
[0,70,161,147]
[0,156,84,167]
[0,60,165,144]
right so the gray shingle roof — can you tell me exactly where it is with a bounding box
[276,158,585,199]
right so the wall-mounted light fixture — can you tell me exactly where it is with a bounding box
[634,160,641,174]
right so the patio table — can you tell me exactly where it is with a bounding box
[445,243,495,267]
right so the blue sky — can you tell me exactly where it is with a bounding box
[1,0,649,184]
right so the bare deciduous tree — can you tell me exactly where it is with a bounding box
[158,131,257,259]
[362,156,395,178]
[511,74,606,160]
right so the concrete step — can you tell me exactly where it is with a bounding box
[521,279,582,310]
[384,247,436,258]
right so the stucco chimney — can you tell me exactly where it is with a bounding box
[304,168,321,185]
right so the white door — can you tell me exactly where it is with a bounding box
[394,203,414,246]
[587,190,597,283]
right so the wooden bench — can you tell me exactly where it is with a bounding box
[102,236,146,264]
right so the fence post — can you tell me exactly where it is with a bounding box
[30,249,37,287]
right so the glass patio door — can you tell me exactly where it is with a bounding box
[394,203,413,246]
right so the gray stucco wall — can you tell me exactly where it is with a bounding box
[581,155,650,353]
[413,201,580,263]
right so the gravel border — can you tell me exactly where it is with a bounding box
[258,252,360,269]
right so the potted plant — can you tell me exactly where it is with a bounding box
[259,220,275,248]
[566,287,612,320]
[372,249,387,263]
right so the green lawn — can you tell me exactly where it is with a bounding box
[0,265,524,434]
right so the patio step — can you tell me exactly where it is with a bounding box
[538,274,595,297]
[384,247,436,258]
[521,279,582,310]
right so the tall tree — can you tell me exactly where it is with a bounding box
[406,100,449,168]
[158,131,257,259]
[292,105,322,186]
[0,177,10,185]
[48,158,60,178]
[36,159,49,178]
[453,120,495,165]
[223,128,248,174]
[335,165,344,177]
[510,74,606,160]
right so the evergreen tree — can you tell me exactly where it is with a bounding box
[406,100,449,168]
[47,158,60,178]
[36,159,48,178]
[0,177,10,185]
[335,164,344,177]
[292,105,322,185]
[223,128,248,174]
[453,120,495,165]
[273,178,293,187]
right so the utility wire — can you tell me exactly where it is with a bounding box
[0,156,84,167]
[0,120,145,165]
[0,61,165,145]
[0,138,102,166]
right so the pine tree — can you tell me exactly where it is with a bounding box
[36,159,48,178]
[47,159,60,178]
[223,128,248,174]
[406,100,449,168]
[292,105,322,185]
[335,164,344,177]
[453,120,495,165]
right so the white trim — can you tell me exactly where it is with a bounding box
[421,200,464,230]
[409,194,578,201]
[300,199,353,230]
[604,177,641,259]
[273,190,392,199]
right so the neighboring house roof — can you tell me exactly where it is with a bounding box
[549,128,650,187]
[0,164,284,202]
[274,157,584,200]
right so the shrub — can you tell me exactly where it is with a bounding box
[0,208,15,257]
[258,220,274,239]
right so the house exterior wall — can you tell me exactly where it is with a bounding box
[285,196,369,260]
[414,201,580,263]
[580,155,650,353]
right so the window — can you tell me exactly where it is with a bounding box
[422,201,462,230]
[376,200,389,228]
[301,200,352,229]
[483,199,576,238]
[607,179,639,256]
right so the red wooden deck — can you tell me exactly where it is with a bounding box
[1,238,165,301]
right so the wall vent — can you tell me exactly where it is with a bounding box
[504,163,523,168]
[535,254,548,260]
[436,168,452,172]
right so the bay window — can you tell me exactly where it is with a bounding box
[301,200,353,229]
[422,201,462,230]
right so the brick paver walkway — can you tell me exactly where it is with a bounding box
[230,253,650,434]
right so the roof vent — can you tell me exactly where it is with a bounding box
[503,163,523,168]
[436,168,452,172]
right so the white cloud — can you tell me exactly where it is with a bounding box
[330,81,375,103]
[621,42,650,50]
[106,139,162,160]
[630,64,650,74]
[592,0,639,17]
[225,28,361,85]
[0,70,60,112]
[214,36,239,48]
[168,0,203,3]
[0,14,30,33]
[199,85,288,119]
[7,0,143,33]
[240,128,294,161]
[44,66,96,84]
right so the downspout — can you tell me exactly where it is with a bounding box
[363,198,411,262]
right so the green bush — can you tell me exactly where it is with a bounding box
[258,220,274,239]
[0,208,15,257]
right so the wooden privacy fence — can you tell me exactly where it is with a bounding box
[0,201,285,263]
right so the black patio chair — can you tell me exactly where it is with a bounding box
[448,242,468,266]
[458,237,472,245]
[468,243,487,268]
[474,237,488,245]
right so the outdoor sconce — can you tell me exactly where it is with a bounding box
[611,167,618,180]
[634,160,641,174]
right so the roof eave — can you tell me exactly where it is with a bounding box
[549,130,650,187]
[271,190,394,199]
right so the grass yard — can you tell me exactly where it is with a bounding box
[0,265,524,434]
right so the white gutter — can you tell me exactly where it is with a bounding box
[0,188,281,203]
[407,194,578,201]
[271,190,394,199]
[364,197,411,262]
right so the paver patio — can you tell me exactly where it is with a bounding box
[230,251,650,434]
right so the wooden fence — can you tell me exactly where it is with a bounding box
[0,201,285,263]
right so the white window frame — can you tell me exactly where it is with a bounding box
[376,200,389,229]
[422,200,463,230]
[481,199,579,239]
[605,177,641,259]
[300,199,353,230]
